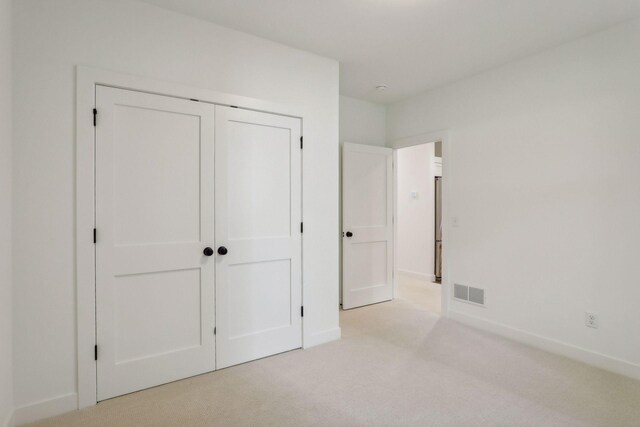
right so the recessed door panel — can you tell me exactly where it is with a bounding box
[95,86,215,401]
[227,260,292,338]
[215,106,302,369]
[114,268,202,363]
[350,242,388,290]
[113,105,201,245]
[227,122,291,239]
[349,152,388,228]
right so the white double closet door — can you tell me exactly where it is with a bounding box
[95,86,302,401]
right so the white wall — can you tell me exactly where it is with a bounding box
[387,19,640,378]
[12,0,339,419]
[396,143,436,279]
[0,0,13,425]
[339,96,386,146]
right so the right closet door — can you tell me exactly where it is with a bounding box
[214,106,303,369]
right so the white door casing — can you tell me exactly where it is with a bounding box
[95,86,216,400]
[214,106,302,369]
[342,143,394,309]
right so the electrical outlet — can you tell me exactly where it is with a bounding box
[585,312,599,329]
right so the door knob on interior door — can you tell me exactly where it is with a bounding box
[217,246,228,255]
[345,231,353,237]
[203,247,214,256]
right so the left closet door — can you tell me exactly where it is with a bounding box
[95,86,216,401]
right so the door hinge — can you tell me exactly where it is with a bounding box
[214,326,216,335]
[94,345,98,361]
[93,228,96,244]
[301,306,304,317]
[300,222,303,233]
[300,136,303,149]
[93,108,97,127]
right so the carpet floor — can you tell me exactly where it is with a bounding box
[28,284,640,427]
[396,272,442,314]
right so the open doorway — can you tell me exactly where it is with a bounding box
[341,138,447,314]
[394,141,442,315]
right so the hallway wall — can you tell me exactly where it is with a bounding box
[396,143,436,279]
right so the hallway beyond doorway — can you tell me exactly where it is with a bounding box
[397,272,441,315]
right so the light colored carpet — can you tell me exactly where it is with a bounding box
[28,286,640,427]
[397,272,442,314]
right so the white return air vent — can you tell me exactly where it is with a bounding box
[453,284,485,306]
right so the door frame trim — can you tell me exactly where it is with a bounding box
[76,66,304,409]
[389,130,451,317]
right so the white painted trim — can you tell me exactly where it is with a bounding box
[389,129,451,317]
[2,410,14,427]
[303,327,341,348]
[76,67,97,410]
[77,66,308,409]
[12,393,77,426]
[397,270,435,282]
[440,133,452,318]
[339,142,345,306]
[392,148,398,300]
[449,310,640,381]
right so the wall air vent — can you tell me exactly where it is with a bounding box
[468,287,485,305]
[454,284,468,300]
[453,283,485,306]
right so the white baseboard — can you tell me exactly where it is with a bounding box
[304,327,341,348]
[398,270,435,282]
[2,410,14,427]
[13,393,77,426]
[449,310,640,381]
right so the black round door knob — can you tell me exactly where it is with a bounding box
[346,231,353,237]
[203,247,214,256]
[217,246,228,255]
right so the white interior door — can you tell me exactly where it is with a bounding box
[95,86,216,400]
[342,143,394,309]
[215,106,302,369]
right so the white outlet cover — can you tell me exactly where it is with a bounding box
[585,312,599,329]
[410,191,418,199]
